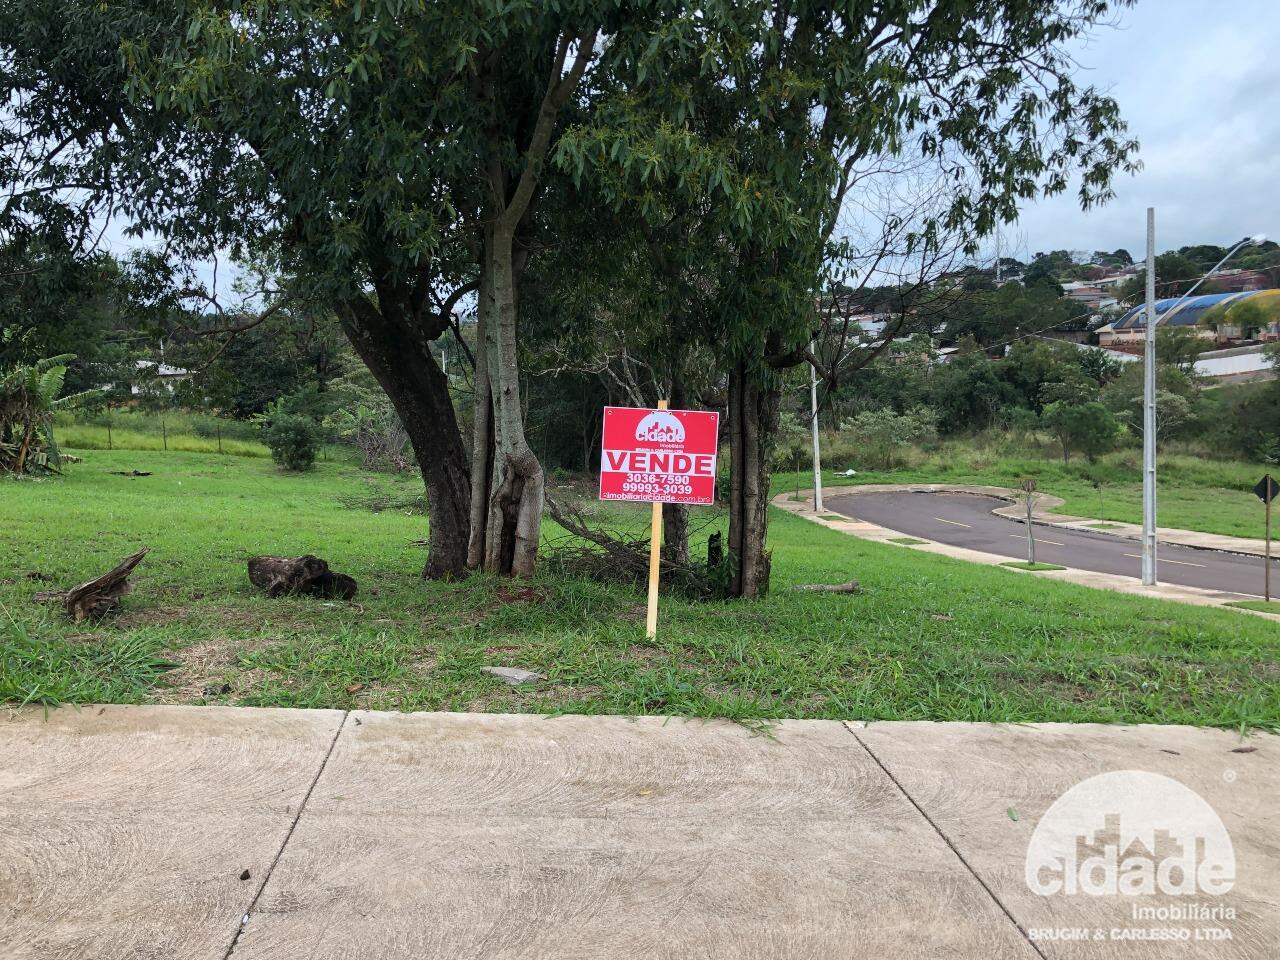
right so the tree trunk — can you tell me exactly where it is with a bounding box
[461,28,594,576]
[726,360,780,598]
[39,547,149,622]
[662,375,690,565]
[467,263,495,570]
[338,300,472,580]
[662,503,690,566]
[472,226,545,576]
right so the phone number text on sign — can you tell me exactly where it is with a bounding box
[598,407,719,506]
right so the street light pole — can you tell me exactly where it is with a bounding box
[809,339,824,513]
[1142,208,1157,585]
[1140,220,1265,587]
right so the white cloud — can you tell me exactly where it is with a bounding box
[1009,0,1279,259]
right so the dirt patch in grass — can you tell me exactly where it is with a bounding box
[155,634,280,704]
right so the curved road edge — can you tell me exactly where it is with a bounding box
[772,487,1280,624]
[801,482,1272,560]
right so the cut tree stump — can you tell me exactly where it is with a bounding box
[35,548,150,622]
[247,556,357,600]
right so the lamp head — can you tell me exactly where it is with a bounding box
[1249,233,1267,245]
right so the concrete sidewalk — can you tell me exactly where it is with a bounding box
[1,706,1276,959]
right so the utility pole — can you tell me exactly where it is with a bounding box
[809,339,824,513]
[1142,208,1158,585]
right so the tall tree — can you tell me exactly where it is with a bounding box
[561,1,1138,595]
[0,0,647,578]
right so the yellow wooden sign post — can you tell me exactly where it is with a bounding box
[645,400,667,639]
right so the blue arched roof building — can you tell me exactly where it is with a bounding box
[1112,291,1260,330]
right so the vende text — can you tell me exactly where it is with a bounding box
[602,449,715,476]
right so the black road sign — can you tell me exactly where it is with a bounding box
[1254,474,1279,505]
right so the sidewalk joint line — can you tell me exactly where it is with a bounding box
[222,710,349,959]
[841,721,1047,960]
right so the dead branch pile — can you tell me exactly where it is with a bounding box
[543,494,729,600]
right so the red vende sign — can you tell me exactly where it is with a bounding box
[599,406,720,505]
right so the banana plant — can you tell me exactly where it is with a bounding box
[0,355,100,474]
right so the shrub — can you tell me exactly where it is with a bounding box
[263,413,321,471]
[325,402,412,472]
[845,406,938,470]
[1042,401,1121,464]
[1001,406,1041,439]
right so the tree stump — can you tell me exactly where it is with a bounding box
[247,556,357,600]
[35,548,150,622]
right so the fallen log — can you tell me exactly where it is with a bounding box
[34,547,150,622]
[247,555,357,600]
[792,579,861,594]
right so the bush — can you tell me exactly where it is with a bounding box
[1001,406,1041,439]
[1042,400,1121,464]
[263,413,321,471]
[845,406,938,470]
[1218,379,1280,463]
[325,402,412,473]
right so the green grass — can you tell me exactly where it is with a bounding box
[1000,561,1067,572]
[2,448,1277,728]
[1228,600,1280,615]
[53,409,271,458]
[57,423,271,457]
[781,433,1275,540]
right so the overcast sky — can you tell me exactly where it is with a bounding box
[1007,0,1279,261]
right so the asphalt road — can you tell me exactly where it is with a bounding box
[826,490,1279,598]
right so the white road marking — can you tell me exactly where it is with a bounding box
[934,517,971,528]
[1123,553,1206,568]
[1009,534,1064,546]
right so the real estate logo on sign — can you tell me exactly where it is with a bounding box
[599,406,719,505]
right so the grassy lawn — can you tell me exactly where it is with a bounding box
[2,448,1277,728]
[782,436,1276,540]
[57,422,270,458]
[1229,600,1280,615]
[54,410,271,458]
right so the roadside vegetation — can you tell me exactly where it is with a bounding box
[2,449,1276,728]
[770,342,1280,540]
